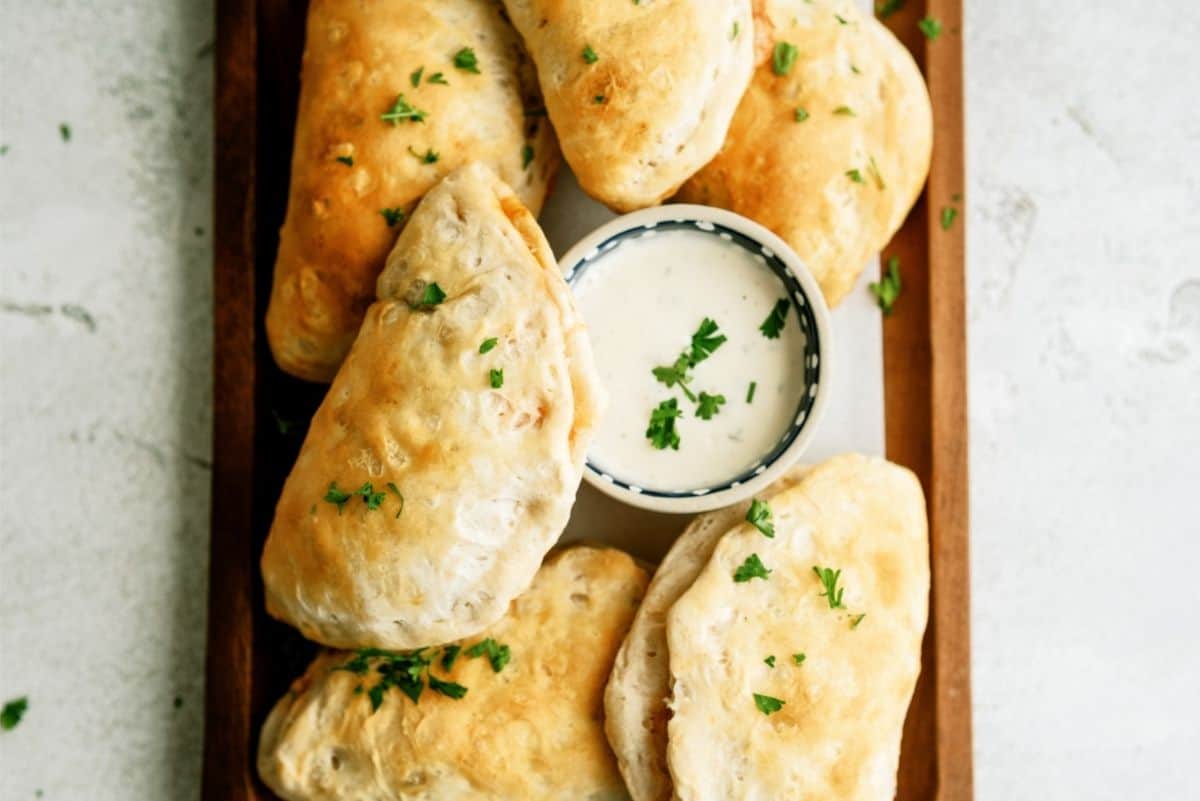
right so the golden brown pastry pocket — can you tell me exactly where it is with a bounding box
[258,546,647,801]
[260,163,603,651]
[267,0,559,382]
[665,454,929,801]
[676,0,933,307]
[502,0,754,212]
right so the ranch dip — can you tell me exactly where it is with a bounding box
[573,227,809,492]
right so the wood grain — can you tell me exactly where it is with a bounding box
[881,2,974,800]
[924,0,974,797]
[202,0,259,798]
[204,1,971,798]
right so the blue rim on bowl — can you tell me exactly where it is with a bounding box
[560,204,833,514]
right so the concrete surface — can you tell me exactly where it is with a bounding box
[1,1,1198,800]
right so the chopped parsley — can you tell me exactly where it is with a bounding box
[812,566,846,609]
[386,482,404,518]
[772,42,799,76]
[272,409,303,435]
[941,206,959,230]
[582,44,599,64]
[846,168,866,184]
[368,683,392,708]
[764,655,776,668]
[793,652,806,665]
[381,94,428,125]
[746,381,757,403]
[410,66,424,87]
[440,644,462,670]
[522,143,534,169]
[746,498,775,538]
[876,0,905,18]
[489,368,504,389]
[380,207,405,227]
[869,256,902,314]
[465,638,512,672]
[646,318,731,442]
[479,337,499,354]
[759,298,790,339]
[336,155,354,166]
[428,675,469,699]
[733,553,771,582]
[428,71,449,85]
[834,13,851,25]
[851,613,867,629]
[695,392,726,420]
[453,47,480,73]
[651,318,727,403]
[795,107,810,122]
[918,16,943,40]
[653,355,698,402]
[594,94,606,104]
[408,146,439,164]
[333,642,477,705]
[753,693,785,715]
[1,697,28,730]
[59,123,71,142]
[688,317,727,364]
[731,20,740,40]
[868,156,887,189]
[359,482,387,510]
[834,105,857,116]
[323,481,354,513]
[337,648,455,710]
[323,481,394,513]
[646,398,683,450]
[338,652,393,676]
[409,282,446,309]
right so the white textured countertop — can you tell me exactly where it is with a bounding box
[1,1,1198,799]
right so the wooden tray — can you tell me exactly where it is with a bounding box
[203,1,971,798]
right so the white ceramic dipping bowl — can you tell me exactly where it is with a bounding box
[560,205,833,514]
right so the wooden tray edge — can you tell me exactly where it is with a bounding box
[202,1,974,797]
[925,0,973,796]
[881,1,973,799]
[202,0,259,798]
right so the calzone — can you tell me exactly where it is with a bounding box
[260,162,603,650]
[666,454,929,801]
[501,0,755,211]
[676,0,933,306]
[604,468,809,801]
[267,0,558,382]
[259,546,647,801]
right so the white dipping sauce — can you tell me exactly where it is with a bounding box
[573,228,809,492]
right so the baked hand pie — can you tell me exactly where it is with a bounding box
[258,546,646,801]
[267,0,558,382]
[261,162,602,651]
[676,0,933,306]
[665,454,929,801]
[604,467,810,801]
[501,0,755,212]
